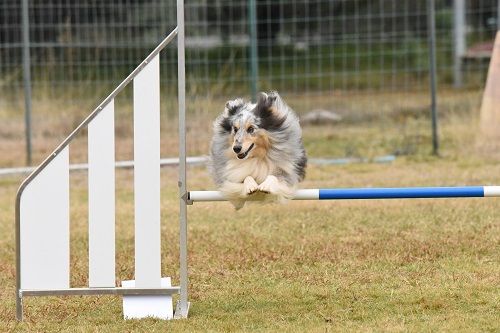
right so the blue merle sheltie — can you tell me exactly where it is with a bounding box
[209,91,307,209]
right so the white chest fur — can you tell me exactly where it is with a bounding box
[226,157,274,184]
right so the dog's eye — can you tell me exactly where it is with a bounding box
[247,127,254,134]
[233,126,238,133]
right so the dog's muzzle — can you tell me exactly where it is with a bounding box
[237,143,254,159]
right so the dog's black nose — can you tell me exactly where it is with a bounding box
[233,145,242,153]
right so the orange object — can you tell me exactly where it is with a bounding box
[480,32,500,142]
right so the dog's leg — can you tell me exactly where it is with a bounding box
[243,176,259,195]
[220,181,245,210]
[220,178,258,198]
[258,175,295,202]
[220,179,256,210]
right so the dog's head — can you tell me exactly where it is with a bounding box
[216,91,287,160]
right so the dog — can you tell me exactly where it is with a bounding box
[209,91,307,209]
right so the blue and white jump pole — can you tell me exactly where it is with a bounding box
[188,186,500,202]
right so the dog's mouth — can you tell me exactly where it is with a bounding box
[237,143,254,159]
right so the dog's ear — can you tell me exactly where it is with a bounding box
[224,98,245,116]
[254,92,279,117]
[254,91,286,131]
[216,98,243,134]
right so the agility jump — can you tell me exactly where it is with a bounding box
[15,12,186,321]
[15,0,500,322]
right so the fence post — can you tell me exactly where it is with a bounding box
[427,0,439,155]
[497,0,500,30]
[248,0,258,102]
[22,0,32,165]
[453,0,466,88]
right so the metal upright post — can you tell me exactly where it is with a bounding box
[427,0,439,155]
[453,0,465,88]
[248,0,259,102]
[22,0,32,166]
[175,0,190,319]
[497,0,500,31]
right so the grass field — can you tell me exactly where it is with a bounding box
[0,90,499,332]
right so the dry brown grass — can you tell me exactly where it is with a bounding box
[0,89,499,332]
[0,89,484,166]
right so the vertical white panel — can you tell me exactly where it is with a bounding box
[133,55,161,288]
[20,147,69,289]
[88,101,115,287]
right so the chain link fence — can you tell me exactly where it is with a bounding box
[1,0,497,98]
[0,0,498,162]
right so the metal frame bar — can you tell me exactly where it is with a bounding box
[15,28,178,321]
[175,0,190,320]
[20,287,180,297]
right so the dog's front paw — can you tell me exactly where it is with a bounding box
[258,175,280,194]
[243,176,259,195]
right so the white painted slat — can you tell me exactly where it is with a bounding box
[133,55,161,288]
[88,101,116,287]
[20,147,70,289]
